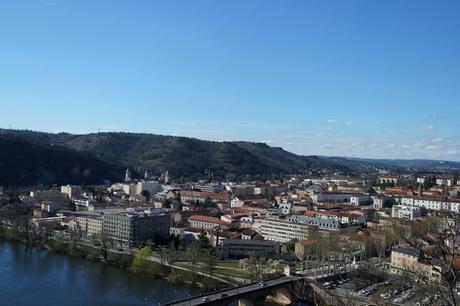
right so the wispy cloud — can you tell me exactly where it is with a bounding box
[421,124,437,131]
[327,119,337,124]
[345,121,353,126]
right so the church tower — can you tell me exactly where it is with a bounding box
[125,168,131,182]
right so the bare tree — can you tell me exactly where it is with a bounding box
[91,231,114,262]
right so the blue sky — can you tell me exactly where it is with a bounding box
[1,0,459,161]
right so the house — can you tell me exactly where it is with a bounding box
[391,205,423,220]
[230,194,267,208]
[390,245,442,282]
[241,228,257,240]
[379,175,400,185]
[188,215,226,230]
[216,239,280,259]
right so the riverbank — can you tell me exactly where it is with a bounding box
[0,227,227,291]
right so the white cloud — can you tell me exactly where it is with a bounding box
[327,119,337,124]
[345,121,353,126]
[421,124,436,131]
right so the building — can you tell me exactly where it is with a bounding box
[137,181,163,195]
[400,196,460,212]
[230,195,268,208]
[311,192,354,204]
[379,175,400,185]
[103,210,170,247]
[241,228,257,240]
[188,215,226,230]
[253,217,314,242]
[125,168,131,182]
[73,198,96,207]
[288,214,342,229]
[390,246,442,282]
[349,195,372,206]
[216,239,280,259]
[180,190,230,206]
[436,176,456,187]
[225,184,256,196]
[391,205,422,220]
[30,190,70,203]
[41,202,60,214]
[372,196,393,209]
[76,216,103,238]
[193,183,223,193]
[60,185,82,199]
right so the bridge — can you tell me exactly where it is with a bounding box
[161,276,318,306]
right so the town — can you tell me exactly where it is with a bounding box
[1,167,459,305]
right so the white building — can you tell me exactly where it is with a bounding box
[391,205,422,220]
[30,190,70,203]
[41,202,60,214]
[436,177,455,187]
[400,196,460,213]
[76,216,103,238]
[73,198,96,207]
[253,218,312,242]
[60,185,82,199]
[188,215,226,230]
[350,195,372,206]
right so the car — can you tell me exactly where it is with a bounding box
[258,282,266,287]
[202,297,210,301]
[218,293,228,298]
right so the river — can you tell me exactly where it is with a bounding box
[0,240,200,306]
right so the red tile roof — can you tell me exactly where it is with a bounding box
[188,215,226,225]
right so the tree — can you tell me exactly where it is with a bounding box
[202,251,217,277]
[185,242,202,268]
[163,199,171,209]
[393,216,460,306]
[245,253,269,281]
[140,190,150,201]
[197,231,210,249]
[91,231,114,262]
[131,246,152,272]
[423,176,437,190]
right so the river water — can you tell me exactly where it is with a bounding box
[0,240,199,306]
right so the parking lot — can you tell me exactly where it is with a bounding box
[322,276,446,306]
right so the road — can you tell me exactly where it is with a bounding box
[164,276,296,306]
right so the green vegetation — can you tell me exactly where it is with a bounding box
[0,134,121,186]
[0,129,352,184]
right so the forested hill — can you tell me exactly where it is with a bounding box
[0,129,351,186]
[0,135,122,187]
